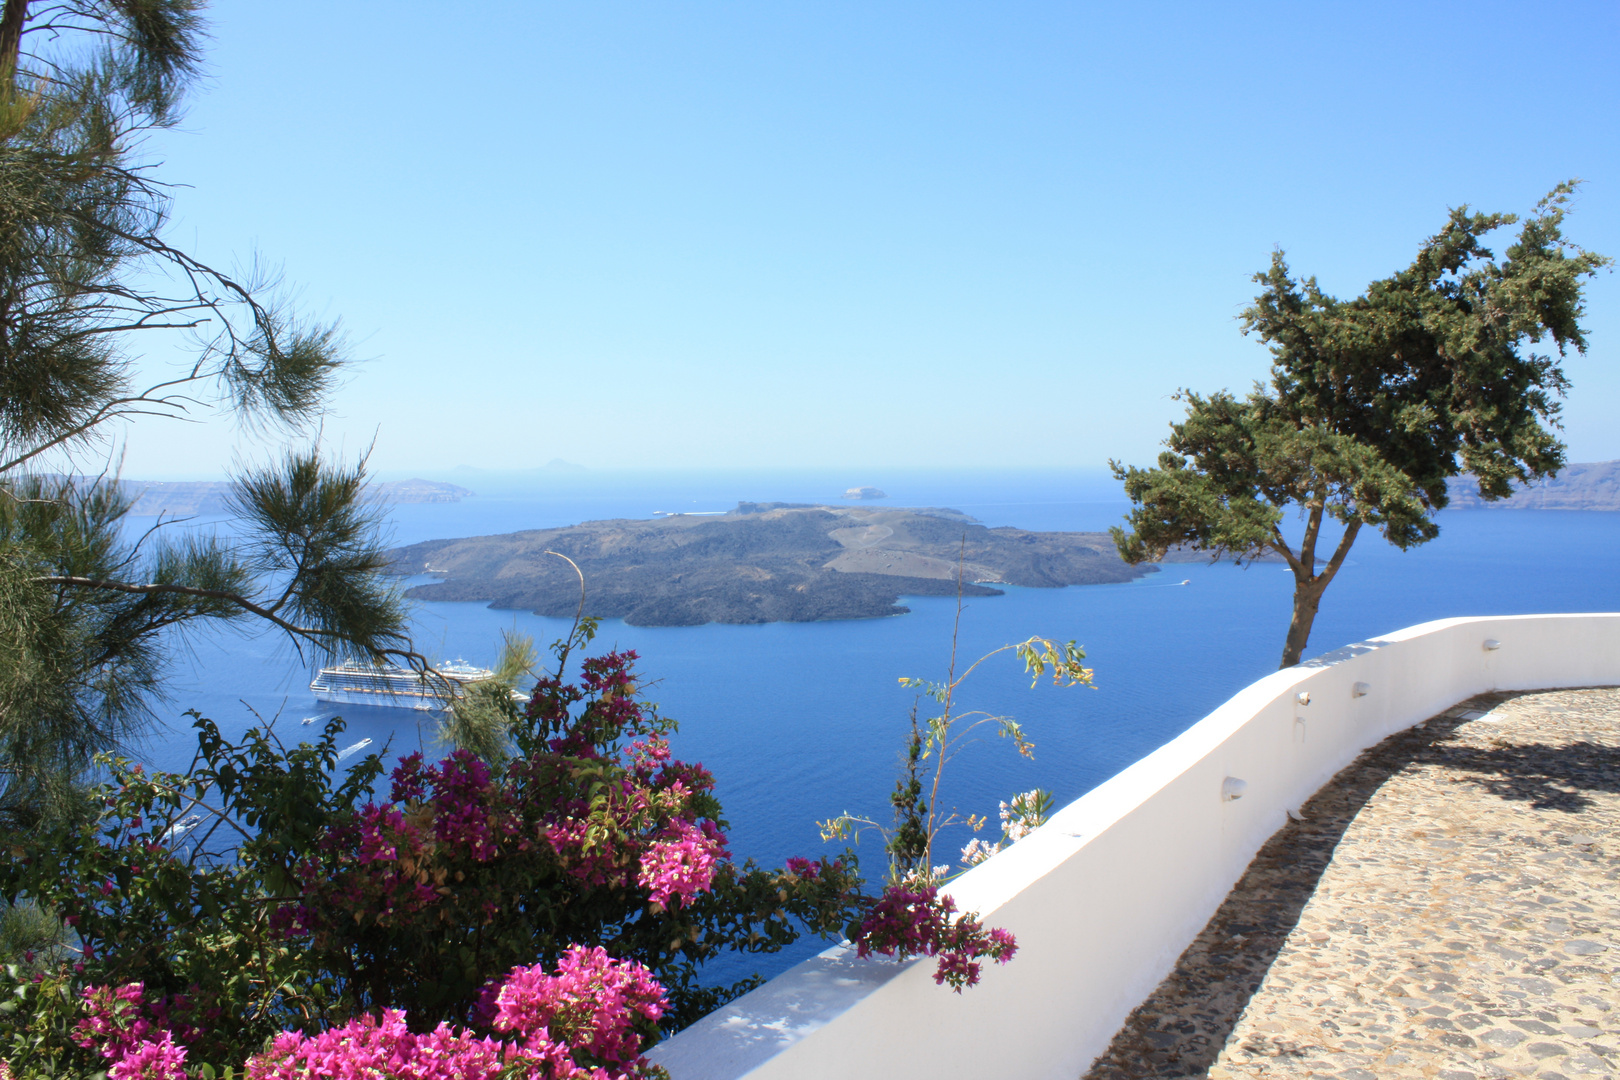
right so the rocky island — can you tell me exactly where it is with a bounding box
[390,502,1154,626]
[1445,460,1620,511]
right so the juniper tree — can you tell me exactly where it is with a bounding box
[1112,186,1610,669]
[0,0,412,828]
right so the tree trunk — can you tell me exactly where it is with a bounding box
[0,0,26,81]
[1277,517,1362,669]
[1279,576,1328,668]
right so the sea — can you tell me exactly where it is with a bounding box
[124,467,1620,984]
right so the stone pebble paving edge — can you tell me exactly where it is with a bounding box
[1082,686,1620,1080]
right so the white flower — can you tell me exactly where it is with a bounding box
[1000,790,1046,841]
[960,837,1003,867]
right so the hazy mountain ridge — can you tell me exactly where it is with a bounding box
[1446,461,1620,511]
[115,478,476,515]
[390,503,1153,627]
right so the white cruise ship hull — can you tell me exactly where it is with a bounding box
[309,684,446,711]
[310,660,496,712]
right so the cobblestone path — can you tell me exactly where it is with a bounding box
[1084,686,1620,1080]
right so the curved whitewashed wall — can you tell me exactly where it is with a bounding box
[648,613,1620,1080]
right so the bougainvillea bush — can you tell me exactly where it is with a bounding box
[284,622,864,1030]
[61,947,673,1080]
[0,619,1019,1076]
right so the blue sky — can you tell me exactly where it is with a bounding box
[119,0,1619,478]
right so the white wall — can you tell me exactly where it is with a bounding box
[648,614,1620,1080]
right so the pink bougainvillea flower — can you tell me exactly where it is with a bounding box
[636,819,723,909]
[494,946,666,1067]
[246,1008,505,1080]
[107,1032,187,1080]
[249,952,667,1080]
[75,984,193,1080]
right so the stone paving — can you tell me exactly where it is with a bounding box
[1083,686,1620,1080]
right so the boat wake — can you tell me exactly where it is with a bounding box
[162,815,203,842]
[336,738,373,761]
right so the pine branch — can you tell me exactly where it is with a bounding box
[33,575,418,668]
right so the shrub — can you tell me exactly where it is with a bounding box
[1,619,1015,1074]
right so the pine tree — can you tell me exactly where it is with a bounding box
[0,1,411,827]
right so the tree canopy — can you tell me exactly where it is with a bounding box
[0,0,410,828]
[1112,186,1610,668]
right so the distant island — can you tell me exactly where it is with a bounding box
[842,486,887,500]
[1446,460,1620,511]
[121,478,475,516]
[371,478,478,505]
[390,502,1155,626]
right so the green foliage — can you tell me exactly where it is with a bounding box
[886,704,928,882]
[0,453,410,833]
[822,627,1092,881]
[0,900,64,969]
[435,629,540,766]
[0,0,341,473]
[0,1,403,1057]
[1113,186,1610,667]
[0,965,92,1077]
[0,473,166,827]
[0,2,410,837]
[0,624,869,1071]
[0,713,387,1072]
[222,449,412,665]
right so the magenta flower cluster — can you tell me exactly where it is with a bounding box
[244,948,668,1080]
[294,751,727,936]
[73,982,193,1080]
[289,652,731,953]
[854,884,1018,991]
[783,857,822,881]
[636,818,723,909]
[491,945,667,1068]
[246,1010,503,1080]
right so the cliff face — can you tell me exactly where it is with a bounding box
[1446,461,1620,511]
[391,503,1151,627]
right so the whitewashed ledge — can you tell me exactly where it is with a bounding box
[647,613,1620,1080]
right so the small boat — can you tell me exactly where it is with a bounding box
[300,714,323,725]
[1180,579,1191,586]
[162,815,202,842]
[336,738,373,761]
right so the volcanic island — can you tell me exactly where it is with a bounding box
[389,502,1161,627]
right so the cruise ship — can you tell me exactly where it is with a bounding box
[310,659,498,711]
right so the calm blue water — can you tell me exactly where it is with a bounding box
[127,469,1620,981]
